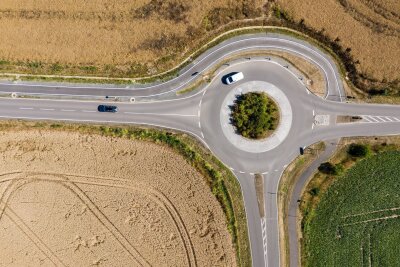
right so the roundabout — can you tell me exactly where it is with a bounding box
[0,33,399,267]
[220,80,292,153]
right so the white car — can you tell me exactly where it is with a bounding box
[224,72,244,85]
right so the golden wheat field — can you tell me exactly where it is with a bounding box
[278,0,400,82]
[0,129,237,266]
[0,0,264,76]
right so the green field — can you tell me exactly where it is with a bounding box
[304,151,400,267]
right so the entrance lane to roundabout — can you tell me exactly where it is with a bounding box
[0,33,399,267]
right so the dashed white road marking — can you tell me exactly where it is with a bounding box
[239,171,245,174]
[201,132,204,138]
[249,172,254,175]
[262,171,269,175]
[61,109,76,112]
[312,110,315,116]
[40,108,55,111]
[19,107,33,110]
[82,110,96,113]
[198,121,201,128]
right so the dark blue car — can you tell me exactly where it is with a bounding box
[97,105,118,113]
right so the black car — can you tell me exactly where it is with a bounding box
[97,105,118,113]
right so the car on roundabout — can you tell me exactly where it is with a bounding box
[223,72,244,85]
[97,105,118,113]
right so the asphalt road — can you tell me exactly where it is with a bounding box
[0,33,399,267]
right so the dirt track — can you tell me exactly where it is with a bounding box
[0,130,236,266]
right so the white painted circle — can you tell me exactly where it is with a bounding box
[130,97,135,103]
[11,92,17,98]
[220,81,293,153]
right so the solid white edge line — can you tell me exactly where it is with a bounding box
[123,111,197,117]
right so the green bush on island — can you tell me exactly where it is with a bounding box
[230,92,279,139]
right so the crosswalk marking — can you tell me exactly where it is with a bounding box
[361,115,400,123]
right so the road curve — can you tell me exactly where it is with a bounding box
[0,33,345,101]
[0,33,398,267]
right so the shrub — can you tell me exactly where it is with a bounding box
[230,92,278,139]
[318,162,343,175]
[348,143,371,157]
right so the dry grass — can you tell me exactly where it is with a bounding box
[0,0,264,77]
[278,0,400,82]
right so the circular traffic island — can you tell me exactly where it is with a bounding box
[230,92,279,139]
[220,81,292,153]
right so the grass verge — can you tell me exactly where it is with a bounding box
[300,136,400,266]
[278,142,325,267]
[0,120,251,267]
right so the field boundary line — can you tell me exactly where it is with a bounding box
[0,171,198,267]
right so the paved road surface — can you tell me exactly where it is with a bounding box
[0,33,399,267]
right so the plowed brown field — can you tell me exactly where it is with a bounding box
[0,130,236,266]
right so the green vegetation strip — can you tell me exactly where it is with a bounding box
[0,120,251,267]
[302,147,400,266]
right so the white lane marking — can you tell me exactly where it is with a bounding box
[201,132,204,138]
[361,116,373,123]
[394,117,400,122]
[249,172,254,175]
[198,121,201,128]
[124,112,197,117]
[312,123,314,130]
[375,116,387,122]
[61,109,76,112]
[40,108,55,111]
[82,110,96,113]
[261,218,269,267]
[262,171,268,175]
[19,107,33,110]
[239,171,245,174]
[312,110,315,116]
[365,116,379,122]
[274,169,278,172]
[384,116,393,122]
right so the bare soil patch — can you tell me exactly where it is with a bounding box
[278,0,400,82]
[0,129,237,266]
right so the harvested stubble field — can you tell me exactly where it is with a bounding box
[0,0,264,77]
[278,0,400,83]
[301,137,400,266]
[0,129,237,266]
